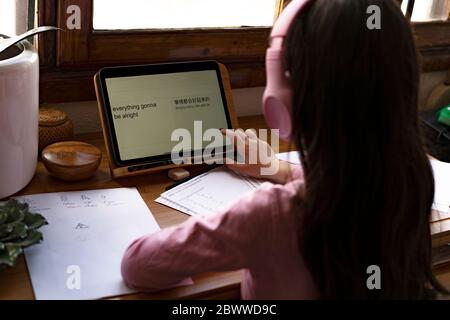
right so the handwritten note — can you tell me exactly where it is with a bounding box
[156,152,302,217]
[16,188,160,300]
[157,167,263,217]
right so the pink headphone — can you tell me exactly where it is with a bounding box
[263,0,313,140]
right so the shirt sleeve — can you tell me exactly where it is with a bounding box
[289,164,304,181]
[121,184,283,292]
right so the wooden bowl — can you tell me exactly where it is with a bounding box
[42,141,102,181]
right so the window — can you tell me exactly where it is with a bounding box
[0,0,35,36]
[39,0,286,103]
[93,0,278,30]
[38,0,450,103]
[0,0,17,36]
[54,0,280,68]
[401,0,450,22]
[399,0,450,74]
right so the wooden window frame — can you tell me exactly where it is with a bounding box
[38,0,450,103]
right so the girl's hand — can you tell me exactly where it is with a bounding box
[221,129,291,184]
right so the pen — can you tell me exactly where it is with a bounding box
[165,164,222,191]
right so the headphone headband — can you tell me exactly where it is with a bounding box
[263,0,314,140]
[271,0,312,40]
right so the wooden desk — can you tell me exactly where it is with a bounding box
[0,116,290,300]
[1,115,449,299]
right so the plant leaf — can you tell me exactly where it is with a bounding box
[0,224,13,239]
[16,201,29,212]
[1,223,28,242]
[23,212,48,230]
[15,223,28,238]
[0,244,22,268]
[4,205,24,225]
[0,211,7,224]
[11,230,43,248]
[0,200,47,270]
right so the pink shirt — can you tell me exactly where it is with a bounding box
[121,166,318,299]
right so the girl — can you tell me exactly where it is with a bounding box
[121,0,447,299]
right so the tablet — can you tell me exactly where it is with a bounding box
[94,61,238,177]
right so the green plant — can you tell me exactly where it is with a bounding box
[0,199,47,270]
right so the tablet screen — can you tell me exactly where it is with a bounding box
[100,63,232,165]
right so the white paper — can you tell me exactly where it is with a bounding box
[274,155,449,216]
[156,196,198,216]
[157,167,263,217]
[157,154,450,222]
[430,159,450,216]
[157,153,302,217]
[273,156,448,216]
[16,188,160,300]
[276,151,301,165]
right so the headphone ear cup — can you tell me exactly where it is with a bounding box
[263,96,293,140]
[263,50,293,140]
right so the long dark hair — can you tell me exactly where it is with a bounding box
[285,0,446,299]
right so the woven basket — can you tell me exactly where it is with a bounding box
[39,108,74,152]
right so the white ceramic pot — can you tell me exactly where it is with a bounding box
[0,38,39,199]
